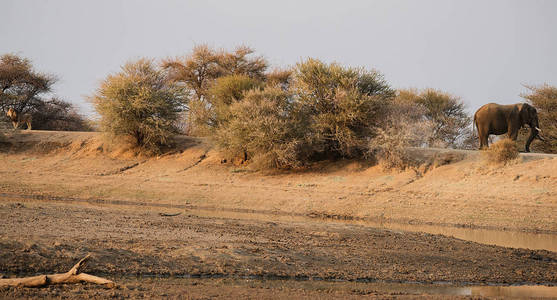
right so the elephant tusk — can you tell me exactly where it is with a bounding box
[535,127,541,132]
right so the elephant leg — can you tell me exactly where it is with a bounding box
[508,123,519,141]
[478,127,489,150]
[482,134,490,149]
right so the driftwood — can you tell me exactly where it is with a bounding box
[0,255,114,288]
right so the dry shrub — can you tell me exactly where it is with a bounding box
[208,74,263,129]
[214,86,308,169]
[89,58,184,154]
[397,88,470,148]
[369,100,433,170]
[213,58,395,169]
[265,68,292,90]
[482,138,519,164]
[293,59,394,159]
[520,84,557,153]
[430,152,465,168]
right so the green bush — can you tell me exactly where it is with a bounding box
[89,58,184,153]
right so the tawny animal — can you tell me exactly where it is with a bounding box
[474,103,543,152]
[6,108,32,130]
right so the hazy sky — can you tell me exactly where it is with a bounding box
[1,0,556,116]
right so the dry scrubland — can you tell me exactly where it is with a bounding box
[2,41,557,298]
[1,130,556,233]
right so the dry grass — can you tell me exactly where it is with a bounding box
[482,138,519,164]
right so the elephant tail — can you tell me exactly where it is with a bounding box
[472,114,477,137]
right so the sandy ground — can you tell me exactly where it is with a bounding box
[0,130,556,233]
[1,130,557,298]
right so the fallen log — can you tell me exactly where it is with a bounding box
[0,254,115,288]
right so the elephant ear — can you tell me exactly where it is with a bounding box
[518,103,530,125]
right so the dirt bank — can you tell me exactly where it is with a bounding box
[0,130,556,233]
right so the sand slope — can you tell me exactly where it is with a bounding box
[1,130,556,233]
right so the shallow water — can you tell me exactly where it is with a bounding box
[369,221,557,253]
[468,285,557,298]
[355,283,557,298]
[184,207,557,252]
[3,192,557,252]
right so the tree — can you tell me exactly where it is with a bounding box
[520,84,557,153]
[398,88,470,148]
[0,54,56,115]
[0,53,88,131]
[31,98,92,131]
[216,46,267,80]
[89,58,183,153]
[162,45,221,104]
[162,45,268,135]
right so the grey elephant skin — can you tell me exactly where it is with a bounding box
[474,103,542,152]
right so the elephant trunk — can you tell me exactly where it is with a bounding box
[525,128,537,152]
[525,119,540,152]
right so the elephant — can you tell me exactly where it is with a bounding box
[473,103,543,152]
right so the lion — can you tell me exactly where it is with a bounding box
[6,108,32,130]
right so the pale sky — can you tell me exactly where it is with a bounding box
[1,0,556,116]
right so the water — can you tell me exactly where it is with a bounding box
[3,192,557,252]
[368,221,557,253]
[351,283,557,298]
[182,206,557,252]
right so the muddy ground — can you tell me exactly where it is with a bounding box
[1,131,557,298]
[1,198,557,298]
